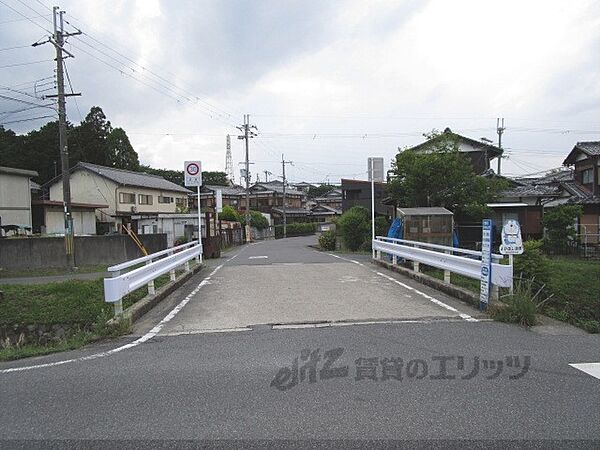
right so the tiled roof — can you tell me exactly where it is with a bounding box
[75,162,192,193]
[407,128,503,157]
[502,184,560,198]
[563,141,600,165]
[397,207,453,216]
[202,185,246,196]
[251,183,304,196]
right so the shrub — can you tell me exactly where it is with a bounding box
[491,283,538,326]
[240,210,269,230]
[542,204,582,250]
[220,205,240,222]
[338,206,370,251]
[275,222,316,238]
[514,240,549,282]
[374,216,390,238]
[318,230,336,250]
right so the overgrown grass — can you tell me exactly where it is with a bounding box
[490,282,540,327]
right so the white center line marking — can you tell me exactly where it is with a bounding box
[248,256,268,259]
[570,362,600,380]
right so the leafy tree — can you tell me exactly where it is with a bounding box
[338,206,370,251]
[219,205,240,222]
[107,127,139,170]
[542,204,582,248]
[72,106,112,166]
[203,171,229,186]
[387,131,507,221]
[307,184,337,199]
[240,210,269,229]
[139,166,183,185]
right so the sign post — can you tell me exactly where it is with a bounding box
[184,161,203,262]
[368,157,384,259]
[479,219,493,310]
[499,219,523,295]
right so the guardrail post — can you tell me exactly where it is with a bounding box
[146,260,156,295]
[169,269,176,281]
[444,251,451,283]
[392,255,397,265]
[491,284,499,302]
[413,261,420,272]
[184,261,190,272]
[375,250,381,260]
[111,269,123,316]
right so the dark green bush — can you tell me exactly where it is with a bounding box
[318,230,336,250]
[275,222,317,238]
[240,210,269,230]
[338,206,370,251]
[514,240,549,282]
[220,205,240,222]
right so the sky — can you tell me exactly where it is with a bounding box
[1,0,600,183]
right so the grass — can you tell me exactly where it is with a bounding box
[0,262,196,361]
[0,264,108,279]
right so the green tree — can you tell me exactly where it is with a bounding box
[219,205,240,222]
[307,184,338,199]
[542,204,583,248]
[72,106,112,166]
[106,128,139,170]
[203,171,229,186]
[240,210,269,229]
[387,131,507,221]
[338,206,370,251]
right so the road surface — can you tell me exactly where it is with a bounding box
[1,236,599,448]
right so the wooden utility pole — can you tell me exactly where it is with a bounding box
[497,118,505,175]
[281,155,293,238]
[237,115,256,241]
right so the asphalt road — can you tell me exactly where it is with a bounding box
[0,237,599,449]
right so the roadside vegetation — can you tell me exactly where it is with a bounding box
[0,264,108,279]
[275,222,316,238]
[0,268,188,361]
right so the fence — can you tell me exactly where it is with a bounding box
[372,236,513,299]
[104,241,200,316]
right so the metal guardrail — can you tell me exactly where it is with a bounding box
[104,242,201,315]
[372,236,513,289]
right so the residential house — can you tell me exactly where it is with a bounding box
[242,182,305,214]
[271,204,341,225]
[44,162,192,234]
[341,179,392,216]
[0,166,38,234]
[197,184,246,211]
[313,188,343,210]
[291,181,316,193]
[32,199,109,235]
[406,127,503,175]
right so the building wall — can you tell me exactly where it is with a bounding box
[341,181,390,215]
[0,172,32,227]
[115,186,188,215]
[44,209,97,235]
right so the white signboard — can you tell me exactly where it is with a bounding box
[479,219,493,308]
[184,161,202,187]
[368,157,385,182]
[216,189,223,213]
[499,220,524,255]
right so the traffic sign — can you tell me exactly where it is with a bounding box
[184,161,202,187]
[479,219,493,309]
[216,189,223,213]
[499,219,524,255]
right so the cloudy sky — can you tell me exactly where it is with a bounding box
[1,0,600,183]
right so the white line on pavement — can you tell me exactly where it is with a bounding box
[248,256,269,259]
[0,263,227,374]
[325,252,477,322]
[569,362,600,380]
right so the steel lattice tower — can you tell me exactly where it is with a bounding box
[225,134,234,184]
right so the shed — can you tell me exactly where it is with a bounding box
[396,207,454,245]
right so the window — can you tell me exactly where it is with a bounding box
[138,194,153,205]
[176,197,187,206]
[158,196,173,204]
[582,168,593,184]
[119,192,135,204]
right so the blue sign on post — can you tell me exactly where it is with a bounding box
[480,219,493,310]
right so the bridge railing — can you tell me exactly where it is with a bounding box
[372,236,513,297]
[104,241,201,315]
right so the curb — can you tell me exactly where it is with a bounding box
[372,258,480,308]
[108,263,204,326]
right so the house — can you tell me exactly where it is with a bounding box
[271,204,342,225]
[341,179,392,216]
[406,127,503,175]
[197,185,246,211]
[242,182,305,214]
[44,162,192,234]
[313,188,343,210]
[291,181,316,193]
[0,166,38,235]
[31,200,108,235]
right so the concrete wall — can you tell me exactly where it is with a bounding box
[0,233,167,270]
[0,172,32,227]
[44,209,97,235]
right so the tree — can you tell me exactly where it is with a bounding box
[240,210,269,229]
[338,206,371,251]
[139,166,184,185]
[72,106,112,166]
[387,131,507,221]
[219,205,240,222]
[542,204,582,248]
[307,184,337,199]
[107,127,139,170]
[203,171,229,186]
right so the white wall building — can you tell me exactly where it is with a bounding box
[0,166,38,234]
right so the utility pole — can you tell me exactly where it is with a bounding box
[34,7,81,268]
[237,114,256,241]
[497,118,505,175]
[281,155,293,238]
[263,170,272,183]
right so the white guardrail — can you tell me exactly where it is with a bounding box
[104,241,201,315]
[372,236,513,292]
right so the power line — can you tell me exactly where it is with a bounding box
[0,59,54,69]
[0,114,56,125]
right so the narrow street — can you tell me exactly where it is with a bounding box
[1,237,599,444]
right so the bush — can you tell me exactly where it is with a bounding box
[374,216,390,238]
[220,205,240,222]
[240,210,269,230]
[542,204,582,250]
[338,206,370,251]
[318,230,336,250]
[514,240,549,282]
[275,222,317,238]
[491,283,538,326]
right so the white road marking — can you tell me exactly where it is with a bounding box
[248,256,268,259]
[160,327,252,336]
[325,253,477,322]
[273,318,486,330]
[570,362,600,380]
[0,263,227,374]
